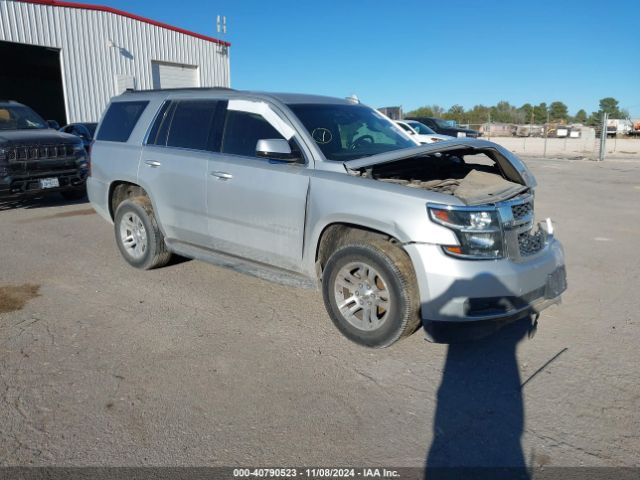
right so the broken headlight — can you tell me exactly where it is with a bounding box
[428,205,504,259]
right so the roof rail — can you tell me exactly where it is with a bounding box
[122,87,235,94]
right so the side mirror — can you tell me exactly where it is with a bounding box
[256,139,300,162]
[47,120,60,129]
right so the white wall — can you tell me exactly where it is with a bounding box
[0,0,231,122]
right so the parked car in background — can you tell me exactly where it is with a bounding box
[60,122,97,152]
[0,100,89,200]
[395,120,453,144]
[406,116,480,138]
[89,89,566,348]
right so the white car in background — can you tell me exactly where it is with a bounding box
[395,120,453,144]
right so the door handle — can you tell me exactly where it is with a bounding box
[145,160,162,167]
[210,171,233,180]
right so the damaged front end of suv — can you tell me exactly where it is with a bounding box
[345,139,566,324]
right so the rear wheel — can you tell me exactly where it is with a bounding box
[322,239,421,348]
[114,197,171,270]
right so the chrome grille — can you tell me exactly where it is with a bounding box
[518,229,545,256]
[512,201,533,222]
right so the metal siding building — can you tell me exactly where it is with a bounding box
[0,0,231,124]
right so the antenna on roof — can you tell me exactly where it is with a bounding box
[216,15,227,34]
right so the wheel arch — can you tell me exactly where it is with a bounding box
[313,222,406,281]
[107,181,150,220]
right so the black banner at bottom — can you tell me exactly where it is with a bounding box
[0,467,637,480]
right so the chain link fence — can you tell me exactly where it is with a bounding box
[460,115,639,160]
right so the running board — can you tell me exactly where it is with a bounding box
[165,239,317,290]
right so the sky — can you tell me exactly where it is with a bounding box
[102,0,640,117]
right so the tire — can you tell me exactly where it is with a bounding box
[60,187,87,200]
[322,239,421,348]
[113,196,171,270]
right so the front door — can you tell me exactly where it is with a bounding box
[206,104,309,272]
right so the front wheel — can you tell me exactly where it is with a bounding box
[113,197,171,270]
[322,239,421,348]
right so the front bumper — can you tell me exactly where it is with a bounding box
[0,170,87,199]
[404,238,566,322]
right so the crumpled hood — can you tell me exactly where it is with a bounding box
[343,138,537,188]
[0,129,81,147]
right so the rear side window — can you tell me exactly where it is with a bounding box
[97,101,148,142]
[146,101,173,146]
[166,100,218,151]
[221,110,285,157]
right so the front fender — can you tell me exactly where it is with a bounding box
[301,173,459,276]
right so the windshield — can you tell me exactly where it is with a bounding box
[396,122,414,133]
[0,105,48,130]
[288,104,416,161]
[433,118,455,129]
[406,121,436,135]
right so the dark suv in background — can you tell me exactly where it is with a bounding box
[59,122,98,153]
[405,116,480,138]
[0,101,88,200]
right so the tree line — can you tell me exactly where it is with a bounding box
[406,97,629,126]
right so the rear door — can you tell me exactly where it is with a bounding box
[205,100,310,272]
[139,99,218,246]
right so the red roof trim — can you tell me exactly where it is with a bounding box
[18,0,231,47]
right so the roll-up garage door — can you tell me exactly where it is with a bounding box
[151,61,199,89]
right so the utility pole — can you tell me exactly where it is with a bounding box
[599,112,609,162]
[487,112,491,141]
[543,110,550,158]
[530,111,534,137]
[524,110,534,152]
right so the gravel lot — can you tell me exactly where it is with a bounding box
[0,157,639,469]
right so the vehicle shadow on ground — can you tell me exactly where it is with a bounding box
[422,274,540,480]
[166,254,193,267]
[0,193,89,211]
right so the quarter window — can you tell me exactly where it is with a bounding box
[96,101,148,142]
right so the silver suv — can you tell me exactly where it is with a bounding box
[88,88,566,347]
